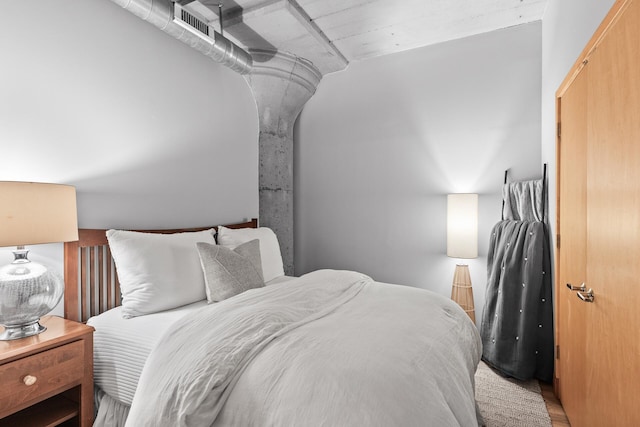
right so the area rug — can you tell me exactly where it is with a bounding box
[475,361,552,427]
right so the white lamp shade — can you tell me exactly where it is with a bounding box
[0,181,78,247]
[447,193,478,259]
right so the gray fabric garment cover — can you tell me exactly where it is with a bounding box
[482,177,553,382]
[502,180,544,222]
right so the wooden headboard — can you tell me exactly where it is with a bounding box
[63,218,258,322]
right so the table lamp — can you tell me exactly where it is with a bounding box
[0,181,78,340]
[447,193,478,323]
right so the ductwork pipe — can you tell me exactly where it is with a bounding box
[110,0,253,74]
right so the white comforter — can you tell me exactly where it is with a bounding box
[126,270,482,426]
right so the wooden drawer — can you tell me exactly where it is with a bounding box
[0,340,84,417]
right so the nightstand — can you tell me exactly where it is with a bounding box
[0,316,94,427]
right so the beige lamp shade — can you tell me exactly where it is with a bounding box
[0,181,78,247]
[447,193,478,259]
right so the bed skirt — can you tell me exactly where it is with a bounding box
[94,387,130,427]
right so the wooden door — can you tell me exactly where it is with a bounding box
[584,1,640,424]
[556,65,589,427]
[556,1,640,426]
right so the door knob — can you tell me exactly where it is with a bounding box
[577,288,595,302]
[566,282,586,291]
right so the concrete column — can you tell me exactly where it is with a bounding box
[244,49,322,275]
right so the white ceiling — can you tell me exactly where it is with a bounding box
[186,0,548,74]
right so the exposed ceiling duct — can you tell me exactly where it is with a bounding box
[109,0,252,74]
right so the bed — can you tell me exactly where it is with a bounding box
[63,219,482,426]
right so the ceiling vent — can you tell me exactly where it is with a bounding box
[173,3,215,44]
[108,0,252,74]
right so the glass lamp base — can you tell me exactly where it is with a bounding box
[0,321,46,341]
[0,247,63,341]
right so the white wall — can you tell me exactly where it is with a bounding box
[295,22,543,325]
[541,0,616,258]
[0,0,259,315]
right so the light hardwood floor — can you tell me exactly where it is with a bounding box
[540,382,571,427]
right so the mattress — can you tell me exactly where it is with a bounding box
[88,275,297,406]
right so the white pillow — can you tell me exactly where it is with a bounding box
[106,229,216,318]
[216,226,285,282]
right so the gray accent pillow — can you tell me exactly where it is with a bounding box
[196,239,264,302]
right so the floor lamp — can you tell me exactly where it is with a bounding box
[447,193,478,324]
